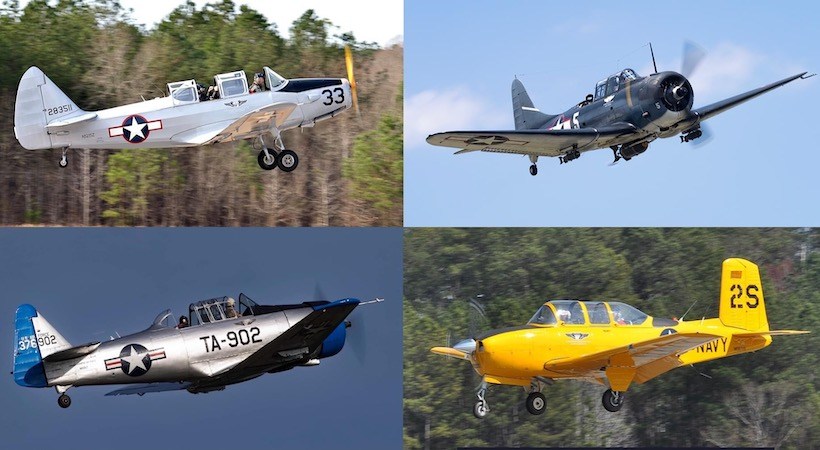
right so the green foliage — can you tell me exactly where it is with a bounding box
[100,149,170,225]
[404,228,820,448]
[343,110,403,224]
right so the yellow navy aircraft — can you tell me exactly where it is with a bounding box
[431,258,808,418]
[14,49,359,171]
[14,294,381,408]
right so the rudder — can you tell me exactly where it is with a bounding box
[511,78,553,130]
[718,258,769,331]
[14,66,84,150]
[13,304,71,387]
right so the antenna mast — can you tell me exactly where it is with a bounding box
[649,42,658,74]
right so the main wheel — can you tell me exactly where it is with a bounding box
[473,401,488,419]
[278,150,299,172]
[525,392,547,415]
[529,164,538,176]
[58,394,71,408]
[257,149,278,170]
[602,389,624,412]
[59,156,68,168]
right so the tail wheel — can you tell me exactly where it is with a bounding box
[58,394,71,408]
[525,392,547,415]
[602,389,624,412]
[529,164,538,176]
[473,401,488,419]
[278,150,299,172]
[257,149,278,170]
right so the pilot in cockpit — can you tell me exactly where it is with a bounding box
[249,72,266,93]
[177,316,189,329]
[225,297,239,318]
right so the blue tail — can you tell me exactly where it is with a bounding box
[13,304,48,387]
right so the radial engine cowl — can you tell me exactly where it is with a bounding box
[658,73,694,112]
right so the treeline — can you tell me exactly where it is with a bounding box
[0,0,402,226]
[404,228,819,449]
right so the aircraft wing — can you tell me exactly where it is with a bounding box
[105,382,191,396]
[693,72,808,123]
[201,102,297,145]
[543,332,720,381]
[216,299,360,378]
[426,123,638,157]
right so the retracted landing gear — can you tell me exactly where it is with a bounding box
[528,155,538,176]
[255,134,300,172]
[58,147,69,168]
[473,380,489,419]
[602,389,625,412]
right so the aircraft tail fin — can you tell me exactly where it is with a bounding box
[14,66,86,150]
[512,78,553,130]
[718,258,769,332]
[13,304,71,387]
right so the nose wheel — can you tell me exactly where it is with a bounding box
[58,394,71,408]
[473,381,489,419]
[602,389,625,412]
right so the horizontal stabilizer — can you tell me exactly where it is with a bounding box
[45,112,97,128]
[43,342,101,363]
[734,330,810,337]
[105,382,191,396]
[430,346,471,360]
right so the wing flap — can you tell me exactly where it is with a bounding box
[203,102,298,144]
[426,124,638,157]
[105,382,191,396]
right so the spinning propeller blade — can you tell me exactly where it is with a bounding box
[681,40,706,79]
[344,45,360,117]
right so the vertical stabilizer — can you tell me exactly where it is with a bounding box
[14,304,71,387]
[14,66,85,150]
[511,79,552,130]
[718,258,769,331]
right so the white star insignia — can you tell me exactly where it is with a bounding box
[121,345,148,374]
[123,117,147,140]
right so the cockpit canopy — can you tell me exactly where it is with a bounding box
[188,293,258,326]
[165,66,288,106]
[528,299,651,326]
[594,68,639,100]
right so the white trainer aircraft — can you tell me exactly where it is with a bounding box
[14,56,359,171]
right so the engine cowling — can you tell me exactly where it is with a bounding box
[658,73,694,112]
[318,322,347,358]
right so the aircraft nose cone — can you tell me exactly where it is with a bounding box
[453,338,476,354]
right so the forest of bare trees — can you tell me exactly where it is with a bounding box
[0,0,403,226]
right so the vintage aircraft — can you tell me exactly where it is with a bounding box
[14,293,381,408]
[14,48,359,171]
[431,258,808,418]
[427,43,814,175]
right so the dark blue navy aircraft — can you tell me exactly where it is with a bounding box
[427,44,813,175]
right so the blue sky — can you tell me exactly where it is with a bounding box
[0,228,402,450]
[405,0,819,226]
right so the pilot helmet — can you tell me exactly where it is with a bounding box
[255,72,264,79]
[180,316,189,324]
[227,297,236,306]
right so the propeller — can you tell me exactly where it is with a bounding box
[681,40,706,78]
[344,45,360,117]
[313,283,370,364]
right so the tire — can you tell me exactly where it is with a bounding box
[525,392,547,415]
[278,150,299,172]
[58,394,71,408]
[529,164,538,176]
[473,401,488,419]
[257,149,278,170]
[602,389,624,412]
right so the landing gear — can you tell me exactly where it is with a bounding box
[525,392,547,415]
[602,389,624,412]
[255,133,300,172]
[473,380,489,419]
[58,147,68,168]
[57,394,71,408]
[278,149,299,172]
[257,148,278,170]
[610,146,621,164]
[528,155,538,176]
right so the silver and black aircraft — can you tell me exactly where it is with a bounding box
[14,294,380,408]
[427,44,814,175]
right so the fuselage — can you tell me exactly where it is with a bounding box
[472,316,770,386]
[43,305,315,387]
